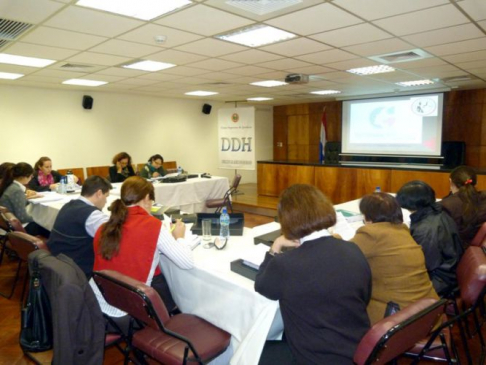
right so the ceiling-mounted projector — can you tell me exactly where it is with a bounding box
[285,73,309,84]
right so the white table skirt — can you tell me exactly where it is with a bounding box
[160,225,283,365]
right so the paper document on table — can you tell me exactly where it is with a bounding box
[336,209,363,223]
[329,212,356,241]
[252,221,281,237]
[28,192,65,204]
[241,243,270,270]
[185,234,201,250]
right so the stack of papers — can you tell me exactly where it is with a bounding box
[186,234,201,250]
[241,243,270,270]
[329,212,357,241]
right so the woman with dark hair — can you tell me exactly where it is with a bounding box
[90,176,193,319]
[350,192,438,324]
[255,184,371,364]
[109,152,135,183]
[441,165,486,245]
[0,162,14,184]
[396,181,463,296]
[28,156,79,192]
[0,162,50,237]
[140,154,167,179]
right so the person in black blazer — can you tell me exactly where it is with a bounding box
[109,152,135,183]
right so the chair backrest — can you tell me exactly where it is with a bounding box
[57,168,85,184]
[0,211,12,232]
[456,246,486,308]
[86,166,110,179]
[7,231,46,261]
[470,221,486,247]
[92,270,170,328]
[3,212,26,233]
[354,298,445,365]
[231,174,242,190]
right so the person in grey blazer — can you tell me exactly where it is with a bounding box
[0,162,50,237]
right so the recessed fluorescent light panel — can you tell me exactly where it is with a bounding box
[62,79,107,87]
[250,80,287,87]
[216,25,296,47]
[247,97,274,101]
[0,53,55,68]
[123,60,176,72]
[76,0,192,20]
[0,72,24,80]
[310,90,341,95]
[347,65,395,76]
[185,91,218,96]
[395,79,434,87]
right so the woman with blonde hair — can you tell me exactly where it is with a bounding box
[90,176,193,317]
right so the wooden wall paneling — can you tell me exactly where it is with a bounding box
[390,170,450,197]
[273,114,287,160]
[288,145,311,160]
[287,115,309,145]
[86,166,110,180]
[57,168,85,184]
[476,174,486,191]
[286,103,309,115]
[279,165,315,193]
[314,166,358,204]
[257,163,279,196]
[356,168,391,197]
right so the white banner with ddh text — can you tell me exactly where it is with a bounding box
[218,107,255,170]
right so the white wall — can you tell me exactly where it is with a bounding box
[0,85,273,183]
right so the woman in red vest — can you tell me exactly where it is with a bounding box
[91,176,194,319]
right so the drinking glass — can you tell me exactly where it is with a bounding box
[202,219,213,248]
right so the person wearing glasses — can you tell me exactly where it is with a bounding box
[139,154,167,179]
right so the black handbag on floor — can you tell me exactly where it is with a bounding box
[19,258,53,352]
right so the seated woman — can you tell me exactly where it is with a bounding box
[255,184,371,365]
[28,156,78,192]
[350,192,438,324]
[140,154,167,179]
[396,181,463,297]
[109,152,135,183]
[0,162,14,185]
[0,162,50,237]
[440,165,486,246]
[90,176,194,321]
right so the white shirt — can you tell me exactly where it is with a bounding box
[90,224,194,317]
[77,196,109,237]
[299,228,331,245]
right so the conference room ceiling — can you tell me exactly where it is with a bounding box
[1,0,486,105]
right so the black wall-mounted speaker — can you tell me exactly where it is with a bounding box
[82,95,93,110]
[202,103,212,115]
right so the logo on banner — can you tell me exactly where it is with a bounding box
[231,113,239,123]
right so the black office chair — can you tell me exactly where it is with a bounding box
[205,174,242,213]
[324,142,341,164]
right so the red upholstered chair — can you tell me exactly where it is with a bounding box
[92,270,231,365]
[0,208,12,265]
[1,232,48,301]
[353,298,451,365]
[205,174,241,213]
[470,221,486,247]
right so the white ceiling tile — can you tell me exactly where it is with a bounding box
[225,65,274,76]
[310,24,392,48]
[343,38,414,57]
[402,24,484,48]
[20,26,107,50]
[18,74,66,84]
[89,40,161,59]
[136,73,183,82]
[260,38,332,57]
[81,74,126,83]
[246,71,288,80]
[155,5,254,36]
[480,20,486,32]
[373,5,469,36]
[118,24,203,48]
[395,57,447,70]
[189,58,243,71]
[0,0,64,24]
[283,65,335,75]
[116,78,160,86]
[457,0,486,21]
[2,42,79,60]
[220,50,283,64]
[148,50,207,65]
[456,60,486,70]
[67,52,131,66]
[163,66,211,77]
[32,68,88,78]
[0,63,39,74]
[296,49,358,64]
[257,58,313,71]
[425,37,486,56]
[323,58,378,71]
[44,6,143,37]
[332,0,449,21]
[265,3,362,36]
[442,50,486,63]
[175,38,248,57]
[96,67,146,77]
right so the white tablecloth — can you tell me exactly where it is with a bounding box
[160,223,284,365]
[110,176,229,213]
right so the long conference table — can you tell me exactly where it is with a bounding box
[27,185,385,365]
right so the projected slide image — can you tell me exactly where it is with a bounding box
[349,100,422,144]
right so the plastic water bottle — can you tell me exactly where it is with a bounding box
[60,176,67,194]
[177,166,182,174]
[66,170,74,191]
[375,186,381,193]
[219,207,230,241]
